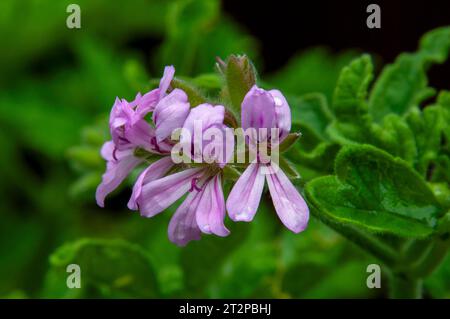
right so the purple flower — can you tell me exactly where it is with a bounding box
[96,66,181,207]
[226,85,309,233]
[152,88,190,143]
[95,141,144,207]
[109,66,175,152]
[129,103,232,246]
[96,62,309,246]
[180,103,233,166]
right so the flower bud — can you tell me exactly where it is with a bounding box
[222,54,257,116]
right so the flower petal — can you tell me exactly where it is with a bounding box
[180,103,225,145]
[226,163,265,222]
[202,124,235,167]
[128,157,174,210]
[159,65,175,100]
[152,89,190,142]
[265,164,309,233]
[241,85,275,135]
[125,119,155,152]
[196,175,230,236]
[100,141,115,161]
[137,167,204,217]
[135,89,159,118]
[168,190,202,246]
[95,148,143,207]
[269,89,291,141]
[109,98,135,150]
[134,65,175,117]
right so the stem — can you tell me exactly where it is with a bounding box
[389,273,422,299]
[390,238,448,298]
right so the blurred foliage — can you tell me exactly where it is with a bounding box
[0,0,448,299]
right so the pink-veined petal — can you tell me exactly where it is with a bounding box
[135,89,159,118]
[266,164,309,233]
[125,119,154,152]
[180,103,225,146]
[95,148,143,207]
[196,175,229,236]
[128,157,174,210]
[137,167,204,217]
[226,163,265,222]
[168,190,203,246]
[152,89,190,142]
[241,85,276,135]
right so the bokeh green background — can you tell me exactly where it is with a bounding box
[0,0,449,298]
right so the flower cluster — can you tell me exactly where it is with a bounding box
[96,64,309,246]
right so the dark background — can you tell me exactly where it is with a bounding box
[222,0,450,87]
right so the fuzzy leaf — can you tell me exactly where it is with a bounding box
[369,27,450,122]
[286,142,340,174]
[327,55,373,144]
[371,114,417,163]
[332,54,373,120]
[306,145,444,238]
[290,93,333,142]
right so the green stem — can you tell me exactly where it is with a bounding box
[389,273,422,299]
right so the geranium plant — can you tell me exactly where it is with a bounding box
[79,26,449,299]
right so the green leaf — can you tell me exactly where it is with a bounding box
[369,27,450,122]
[306,145,444,238]
[369,54,435,122]
[325,54,433,164]
[406,106,444,175]
[437,90,450,109]
[437,91,450,149]
[286,142,340,175]
[327,54,374,144]
[418,26,450,63]
[43,239,159,298]
[370,114,417,163]
[430,183,450,209]
[290,93,333,142]
[332,54,373,120]
[434,155,450,184]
